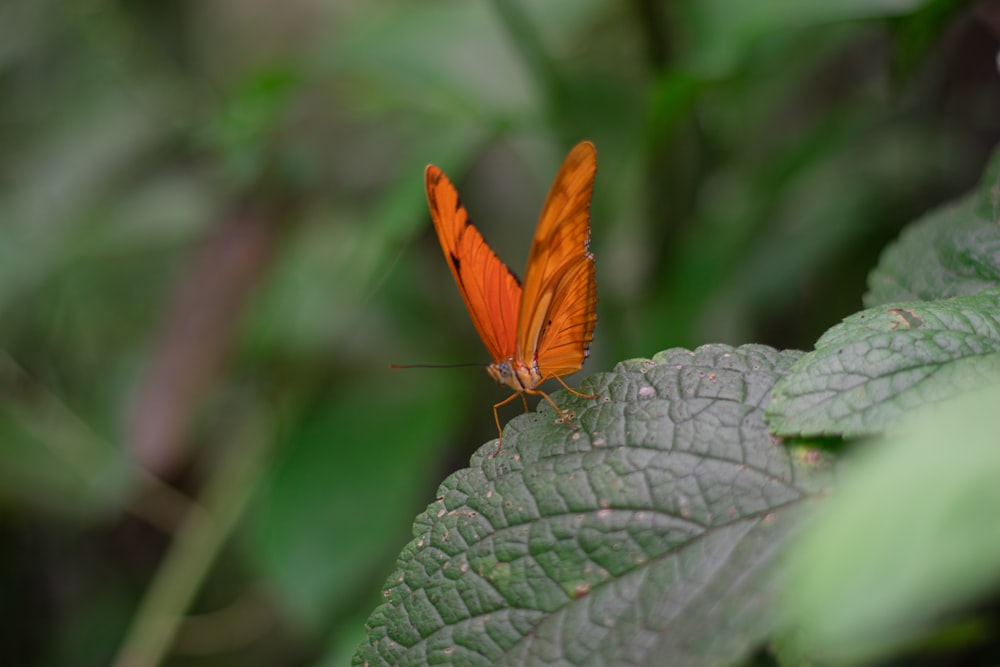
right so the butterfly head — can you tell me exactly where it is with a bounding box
[487,358,542,393]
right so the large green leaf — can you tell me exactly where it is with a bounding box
[353,345,833,667]
[864,195,1000,306]
[767,289,1000,437]
[865,146,1000,306]
[766,288,1000,438]
[779,384,1000,664]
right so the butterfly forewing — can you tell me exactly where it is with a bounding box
[425,165,522,363]
[516,141,598,377]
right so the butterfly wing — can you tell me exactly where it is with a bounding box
[425,164,522,363]
[517,141,598,377]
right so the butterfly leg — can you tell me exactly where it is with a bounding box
[525,387,584,432]
[553,375,599,400]
[526,377,599,431]
[491,391,523,457]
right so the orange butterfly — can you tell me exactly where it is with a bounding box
[424,141,598,446]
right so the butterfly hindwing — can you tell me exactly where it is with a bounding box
[530,258,597,375]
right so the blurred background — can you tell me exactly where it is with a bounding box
[1,0,999,665]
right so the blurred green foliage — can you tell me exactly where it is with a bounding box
[780,382,1000,665]
[0,0,997,665]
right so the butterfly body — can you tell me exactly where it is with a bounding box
[486,357,541,393]
[424,141,598,442]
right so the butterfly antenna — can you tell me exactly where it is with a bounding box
[389,362,484,369]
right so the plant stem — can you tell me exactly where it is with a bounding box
[112,410,273,667]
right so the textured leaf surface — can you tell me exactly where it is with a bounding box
[780,384,1000,664]
[865,147,1000,306]
[767,288,1000,438]
[353,345,834,667]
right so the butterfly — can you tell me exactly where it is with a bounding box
[424,140,598,447]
